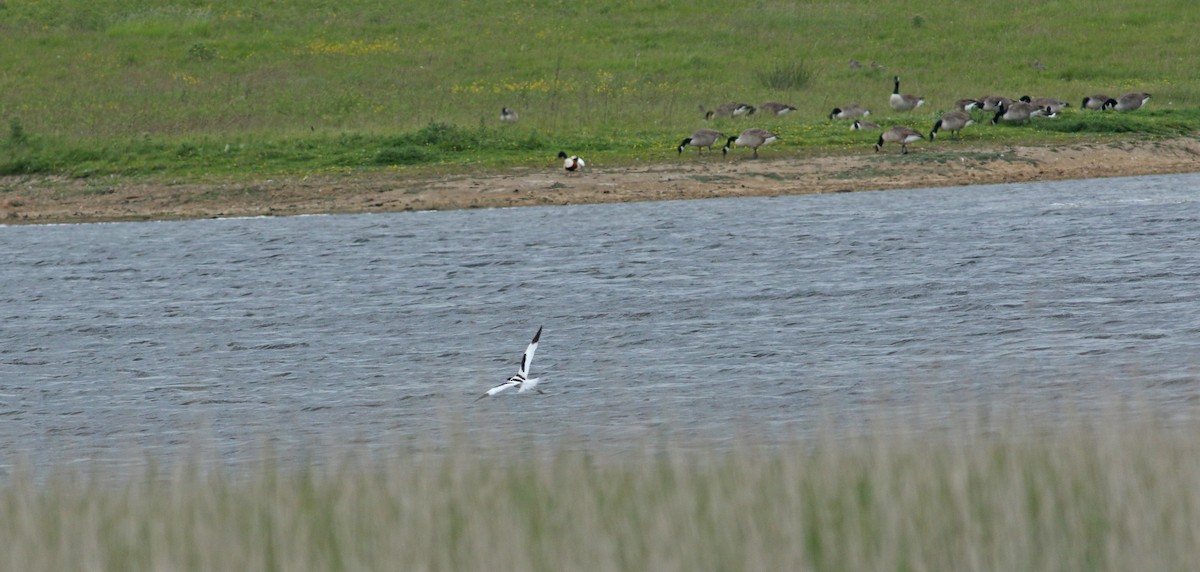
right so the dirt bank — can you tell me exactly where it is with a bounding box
[2,138,1198,224]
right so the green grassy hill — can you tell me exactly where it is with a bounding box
[1,0,1197,176]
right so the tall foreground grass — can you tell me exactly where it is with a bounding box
[1,0,1198,177]
[3,408,1199,571]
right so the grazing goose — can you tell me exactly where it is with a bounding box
[954,98,981,111]
[557,151,584,172]
[1019,96,1070,113]
[978,95,1013,112]
[1081,94,1111,110]
[875,125,925,154]
[500,107,519,123]
[705,102,756,120]
[851,120,881,130]
[930,111,975,140]
[829,104,871,120]
[889,76,925,112]
[678,129,724,155]
[722,128,778,159]
[991,101,1049,125]
[759,101,798,116]
[1104,92,1151,111]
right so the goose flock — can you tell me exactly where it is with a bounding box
[511,78,1150,167]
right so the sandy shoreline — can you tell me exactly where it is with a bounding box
[2,138,1198,224]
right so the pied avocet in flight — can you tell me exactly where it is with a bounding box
[477,326,544,401]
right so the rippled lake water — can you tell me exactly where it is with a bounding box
[2,173,1199,472]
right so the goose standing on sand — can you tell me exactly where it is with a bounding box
[678,129,724,155]
[759,102,797,116]
[557,151,584,172]
[1104,92,1151,111]
[930,111,975,140]
[889,76,925,112]
[500,107,519,123]
[1082,94,1111,110]
[874,125,925,154]
[991,101,1049,125]
[829,104,871,120]
[723,128,778,159]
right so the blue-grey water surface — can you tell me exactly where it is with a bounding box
[2,173,1200,472]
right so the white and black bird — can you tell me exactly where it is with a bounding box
[557,151,584,172]
[930,111,975,140]
[829,104,871,120]
[953,98,981,112]
[705,102,756,120]
[991,101,1051,124]
[477,326,544,401]
[889,76,925,112]
[500,107,519,123]
[1082,94,1111,110]
[1019,96,1070,114]
[723,128,778,159]
[978,95,1013,112]
[759,101,798,116]
[875,125,925,154]
[678,129,724,155]
[851,120,881,130]
[1104,92,1151,111]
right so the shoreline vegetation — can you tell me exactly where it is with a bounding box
[2,137,1199,224]
[3,1,1200,223]
[3,405,1200,570]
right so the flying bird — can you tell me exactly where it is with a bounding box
[557,151,584,172]
[477,326,544,401]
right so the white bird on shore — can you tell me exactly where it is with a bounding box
[477,326,544,401]
[558,151,584,173]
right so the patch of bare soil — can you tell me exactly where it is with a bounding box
[2,138,1198,224]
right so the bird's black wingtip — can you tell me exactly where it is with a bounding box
[532,325,543,343]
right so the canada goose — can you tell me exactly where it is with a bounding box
[954,98,980,111]
[722,128,778,159]
[889,76,925,112]
[930,111,975,140]
[759,101,797,116]
[705,102,756,120]
[500,107,519,123]
[1019,96,1070,113]
[1104,92,1151,111]
[991,101,1049,125]
[874,125,925,154]
[557,151,584,172]
[1081,94,1111,110]
[978,95,1013,112]
[829,104,871,120]
[678,129,724,155]
[851,120,881,130]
